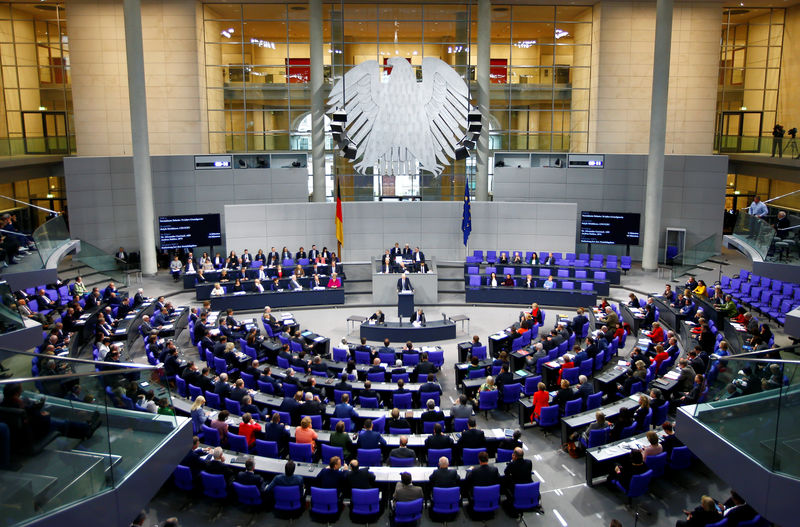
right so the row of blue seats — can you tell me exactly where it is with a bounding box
[466,250,631,270]
[720,271,800,324]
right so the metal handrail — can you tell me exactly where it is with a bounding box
[1,348,155,369]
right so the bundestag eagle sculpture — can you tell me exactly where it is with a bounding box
[328,57,474,176]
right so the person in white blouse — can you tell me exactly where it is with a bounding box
[210,283,225,296]
[257,265,268,281]
[253,279,265,293]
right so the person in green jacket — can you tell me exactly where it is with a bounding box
[716,294,738,318]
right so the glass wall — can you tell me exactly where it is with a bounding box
[203,3,592,201]
[716,8,784,154]
[0,2,72,156]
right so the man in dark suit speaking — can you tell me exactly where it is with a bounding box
[397,271,413,292]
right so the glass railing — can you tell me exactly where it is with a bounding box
[731,212,776,260]
[73,240,127,285]
[0,136,75,157]
[671,233,721,280]
[690,346,800,480]
[0,351,180,526]
[0,282,24,334]
[32,215,70,267]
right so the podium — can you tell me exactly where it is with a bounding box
[397,291,414,318]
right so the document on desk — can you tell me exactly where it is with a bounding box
[314,336,326,342]
[412,321,422,327]
[233,291,246,296]
[422,346,437,352]
[664,370,680,380]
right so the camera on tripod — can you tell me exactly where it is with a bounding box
[789,127,797,139]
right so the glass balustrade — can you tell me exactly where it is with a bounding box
[731,212,776,261]
[0,352,181,526]
[670,234,721,280]
[73,240,128,285]
[31,215,70,268]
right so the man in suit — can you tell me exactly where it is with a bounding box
[421,399,445,423]
[572,308,589,335]
[315,456,345,493]
[266,247,280,267]
[181,436,211,478]
[333,372,352,392]
[429,456,461,489]
[575,375,594,403]
[279,391,304,425]
[213,372,232,400]
[674,358,697,393]
[333,393,358,420]
[346,460,376,497]
[387,408,411,431]
[414,354,438,378]
[419,373,442,396]
[457,418,486,453]
[288,275,302,290]
[295,247,307,261]
[266,460,304,496]
[451,394,473,419]
[396,271,413,292]
[572,345,589,367]
[204,446,232,479]
[659,422,683,455]
[410,309,426,325]
[393,471,424,505]
[263,412,290,449]
[494,364,515,393]
[35,288,61,312]
[229,378,249,404]
[389,435,416,462]
[359,380,379,403]
[723,491,757,525]
[411,246,425,271]
[241,249,253,267]
[243,359,262,383]
[357,419,387,450]
[424,423,454,451]
[235,458,267,498]
[367,358,385,374]
[299,391,324,416]
[308,245,320,261]
[603,306,620,332]
[389,242,402,261]
[464,451,500,499]
[503,447,533,497]
[378,338,393,355]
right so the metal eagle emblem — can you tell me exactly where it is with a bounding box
[328,57,472,176]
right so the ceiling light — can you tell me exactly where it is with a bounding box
[555,29,569,39]
[514,40,537,48]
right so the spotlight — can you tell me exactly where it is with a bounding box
[454,145,469,160]
[342,144,357,159]
[461,139,475,150]
[330,122,344,134]
[332,110,347,123]
[468,122,482,134]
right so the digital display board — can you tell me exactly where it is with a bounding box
[159,214,221,250]
[580,211,641,246]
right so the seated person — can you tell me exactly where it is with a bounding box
[327,272,341,288]
[487,272,499,287]
[543,275,556,289]
[392,471,424,506]
[210,283,225,296]
[266,460,304,498]
[511,252,523,264]
[369,310,385,324]
[410,309,426,325]
[502,274,515,287]
[498,252,509,264]
[607,449,648,490]
[387,407,411,432]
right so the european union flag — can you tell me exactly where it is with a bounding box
[461,182,471,247]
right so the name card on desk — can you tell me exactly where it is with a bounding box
[314,336,326,342]
[233,291,246,296]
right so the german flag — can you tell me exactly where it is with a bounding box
[335,178,344,247]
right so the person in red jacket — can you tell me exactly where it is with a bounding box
[646,321,665,343]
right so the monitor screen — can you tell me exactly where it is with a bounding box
[159,214,221,250]
[580,211,641,246]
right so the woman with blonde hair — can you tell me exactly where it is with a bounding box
[295,415,319,452]
[190,395,207,434]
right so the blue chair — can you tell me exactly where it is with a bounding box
[393,392,413,409]
[213,357,227,375]
[468,368,485,380]
[321,443,344,464]
[394,498,423,524]
[580,427,609,449]
[367,372,386,383]
[254,439,279,459]
[240,372,256,390]
[257,380,275,394]
[478,390,499,417]
[389,427,413,435]
[423,421,445,434]
[428,448,452,467]
[645,451,667,478]
[332,347,348,363]
[428,350,445,368]
[453,417,469,432]
[188,384,203,402]
[420,391,440,407]
[228,433,249,453]
[329,418,352,432]
[502,383,522,408]
[669,446,692,470]
[310,487,340,518]
[536,406,560,431]
[578,360,593,378]
[200,471,227,499]
[563,398,583,417]
[389,455,416,467]
[355,351,371,365]
[372,416,386,433]
[513,482,541,515]
[651,401,669,429]
[204,391,221,410]
[379,352,395,365]
[619,423,638,439]
[225,398,242,416]
[201,424,220,447]
[402,353,419,366]
[472,484,500,517]
[523,375,542,396]
[301,414,323,429]
[351,488,381,521]
[391,373,410,383]
[175,377,188,398]
[431,486,461,519]
[273,485,303,517]
[462,448,483,466]
[496,448,514,463]
[471,345,487,360]
[173,465,193,491]
[612,469,653,505]
[274,411,291,426]
[561,367,579,385]
[706,520,729,527]
[233,482,262,507]
[288,442,313,463]
[360,396,380,409]
[358,448,382,467]
[586,392,603,411]
[738,516,769,527]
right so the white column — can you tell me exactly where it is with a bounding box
[475,0,491,202]
[641,0,673,272]
[122,0,156,275]
[310,0,326,202]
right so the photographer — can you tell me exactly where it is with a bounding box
[772,123,785,157]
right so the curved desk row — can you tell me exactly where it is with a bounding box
[208,288,345,311]
[465,262,621,285]
[359,320,457,343]
[197,278,343,301]
[183,264,339,289]
[465,286,596,308]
